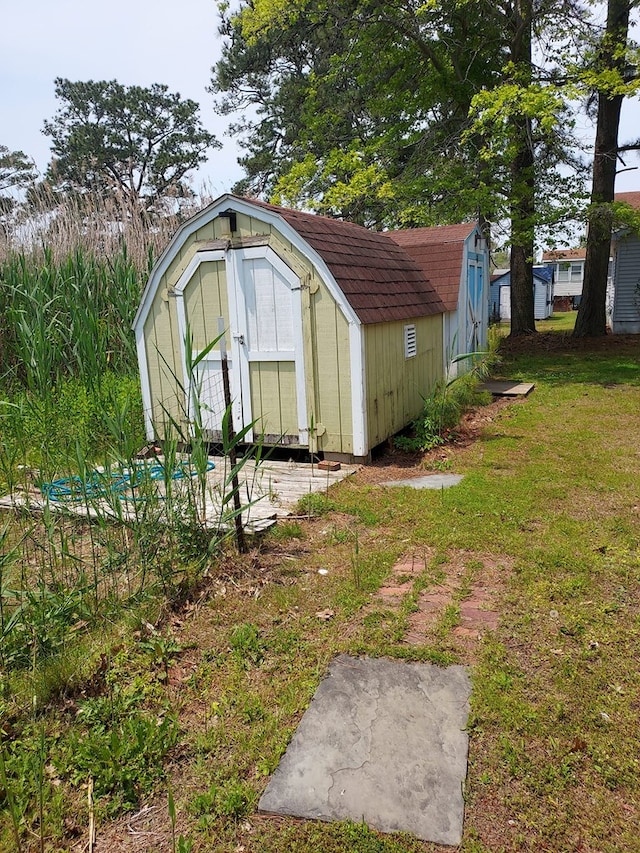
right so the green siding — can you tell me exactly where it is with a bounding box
[364,316,443,448]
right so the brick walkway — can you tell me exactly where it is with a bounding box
[374,550,510,661]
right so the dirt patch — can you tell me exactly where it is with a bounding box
[90,804,174,853]
[354,397,515,486]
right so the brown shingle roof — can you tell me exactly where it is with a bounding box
[541,247,586,262]
[615,191,640,209]
[386,223,476,312]
[243,198,445,324]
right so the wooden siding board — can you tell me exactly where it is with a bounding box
[308,279,353,454]
[364,315,442,447]
[197,261,229,348]
[613,237,640,330]
[145,295,183,433]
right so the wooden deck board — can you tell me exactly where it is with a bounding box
[0,457,360,534]
[480,380,535,397]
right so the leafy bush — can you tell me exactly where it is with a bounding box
[395,356,494,453]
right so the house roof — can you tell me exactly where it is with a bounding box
[533,265,553,283]
[541,247,586,262]
[385,223,477,312]
[246,198,446,323]
[491,267,552,287]
[615,191,640,209]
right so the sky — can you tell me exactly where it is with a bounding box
[0,0,245,197]
[1,0,640,204]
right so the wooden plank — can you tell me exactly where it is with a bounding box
[481,380,535,397]
[0,458,361,533]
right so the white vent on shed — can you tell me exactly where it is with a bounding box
[404,324,417,358]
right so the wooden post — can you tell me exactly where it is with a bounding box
[218,318,246,553]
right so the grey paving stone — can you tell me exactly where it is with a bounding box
[382,474,464,489]
[258,655,471,846]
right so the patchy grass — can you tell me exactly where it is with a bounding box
[1,332,640,851]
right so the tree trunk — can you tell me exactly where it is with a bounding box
[509,127,536,335]
[574,0,630,337]
[508,0,536,336]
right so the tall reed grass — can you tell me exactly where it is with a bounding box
[0,185,208,268]
[0,248,143,393]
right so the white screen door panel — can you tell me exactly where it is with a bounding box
[244,257,295,356]
[230,247,307,444]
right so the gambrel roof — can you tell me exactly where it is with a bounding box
[386,223,478,312]
[247,199,446,323]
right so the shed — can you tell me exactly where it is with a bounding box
[609,191,640,334]
[387,224,489,376]
[133,195,445,462]
[490,266,554,322]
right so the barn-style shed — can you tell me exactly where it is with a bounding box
[133,195,445,462]
[387,224,490,376]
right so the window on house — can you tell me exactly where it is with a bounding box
[570,263,583,281]
[557,262,570,281]
[404,324,417,358]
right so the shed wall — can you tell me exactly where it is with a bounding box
[364,315,443,448]
[612,235,640,333]
[534,280,551,320]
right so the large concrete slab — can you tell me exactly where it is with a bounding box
[258,655,471,846]
[382,474,464,490]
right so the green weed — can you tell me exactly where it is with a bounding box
[59,706,178,815]
[295,491,335,517]
[228,623,264,667]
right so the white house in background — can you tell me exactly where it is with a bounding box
[541,247,586,310]
[609,191,640,334]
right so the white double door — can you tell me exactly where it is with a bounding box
[197,246,308,444]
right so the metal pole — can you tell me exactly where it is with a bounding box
[218,317,246,553]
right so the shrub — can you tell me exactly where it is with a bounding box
[395,358,494,453]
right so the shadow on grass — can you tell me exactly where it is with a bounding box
[497,332,640,387]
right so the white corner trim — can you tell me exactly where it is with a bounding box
[135,322,155,440]
[349,321,367,457]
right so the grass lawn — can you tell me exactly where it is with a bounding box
[1,331,639,852]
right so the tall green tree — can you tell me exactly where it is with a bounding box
[0,145,37,214]
[43,79,219,208]
[212,0,587,334]
[211,0,507,228]
[574,0,639,337]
